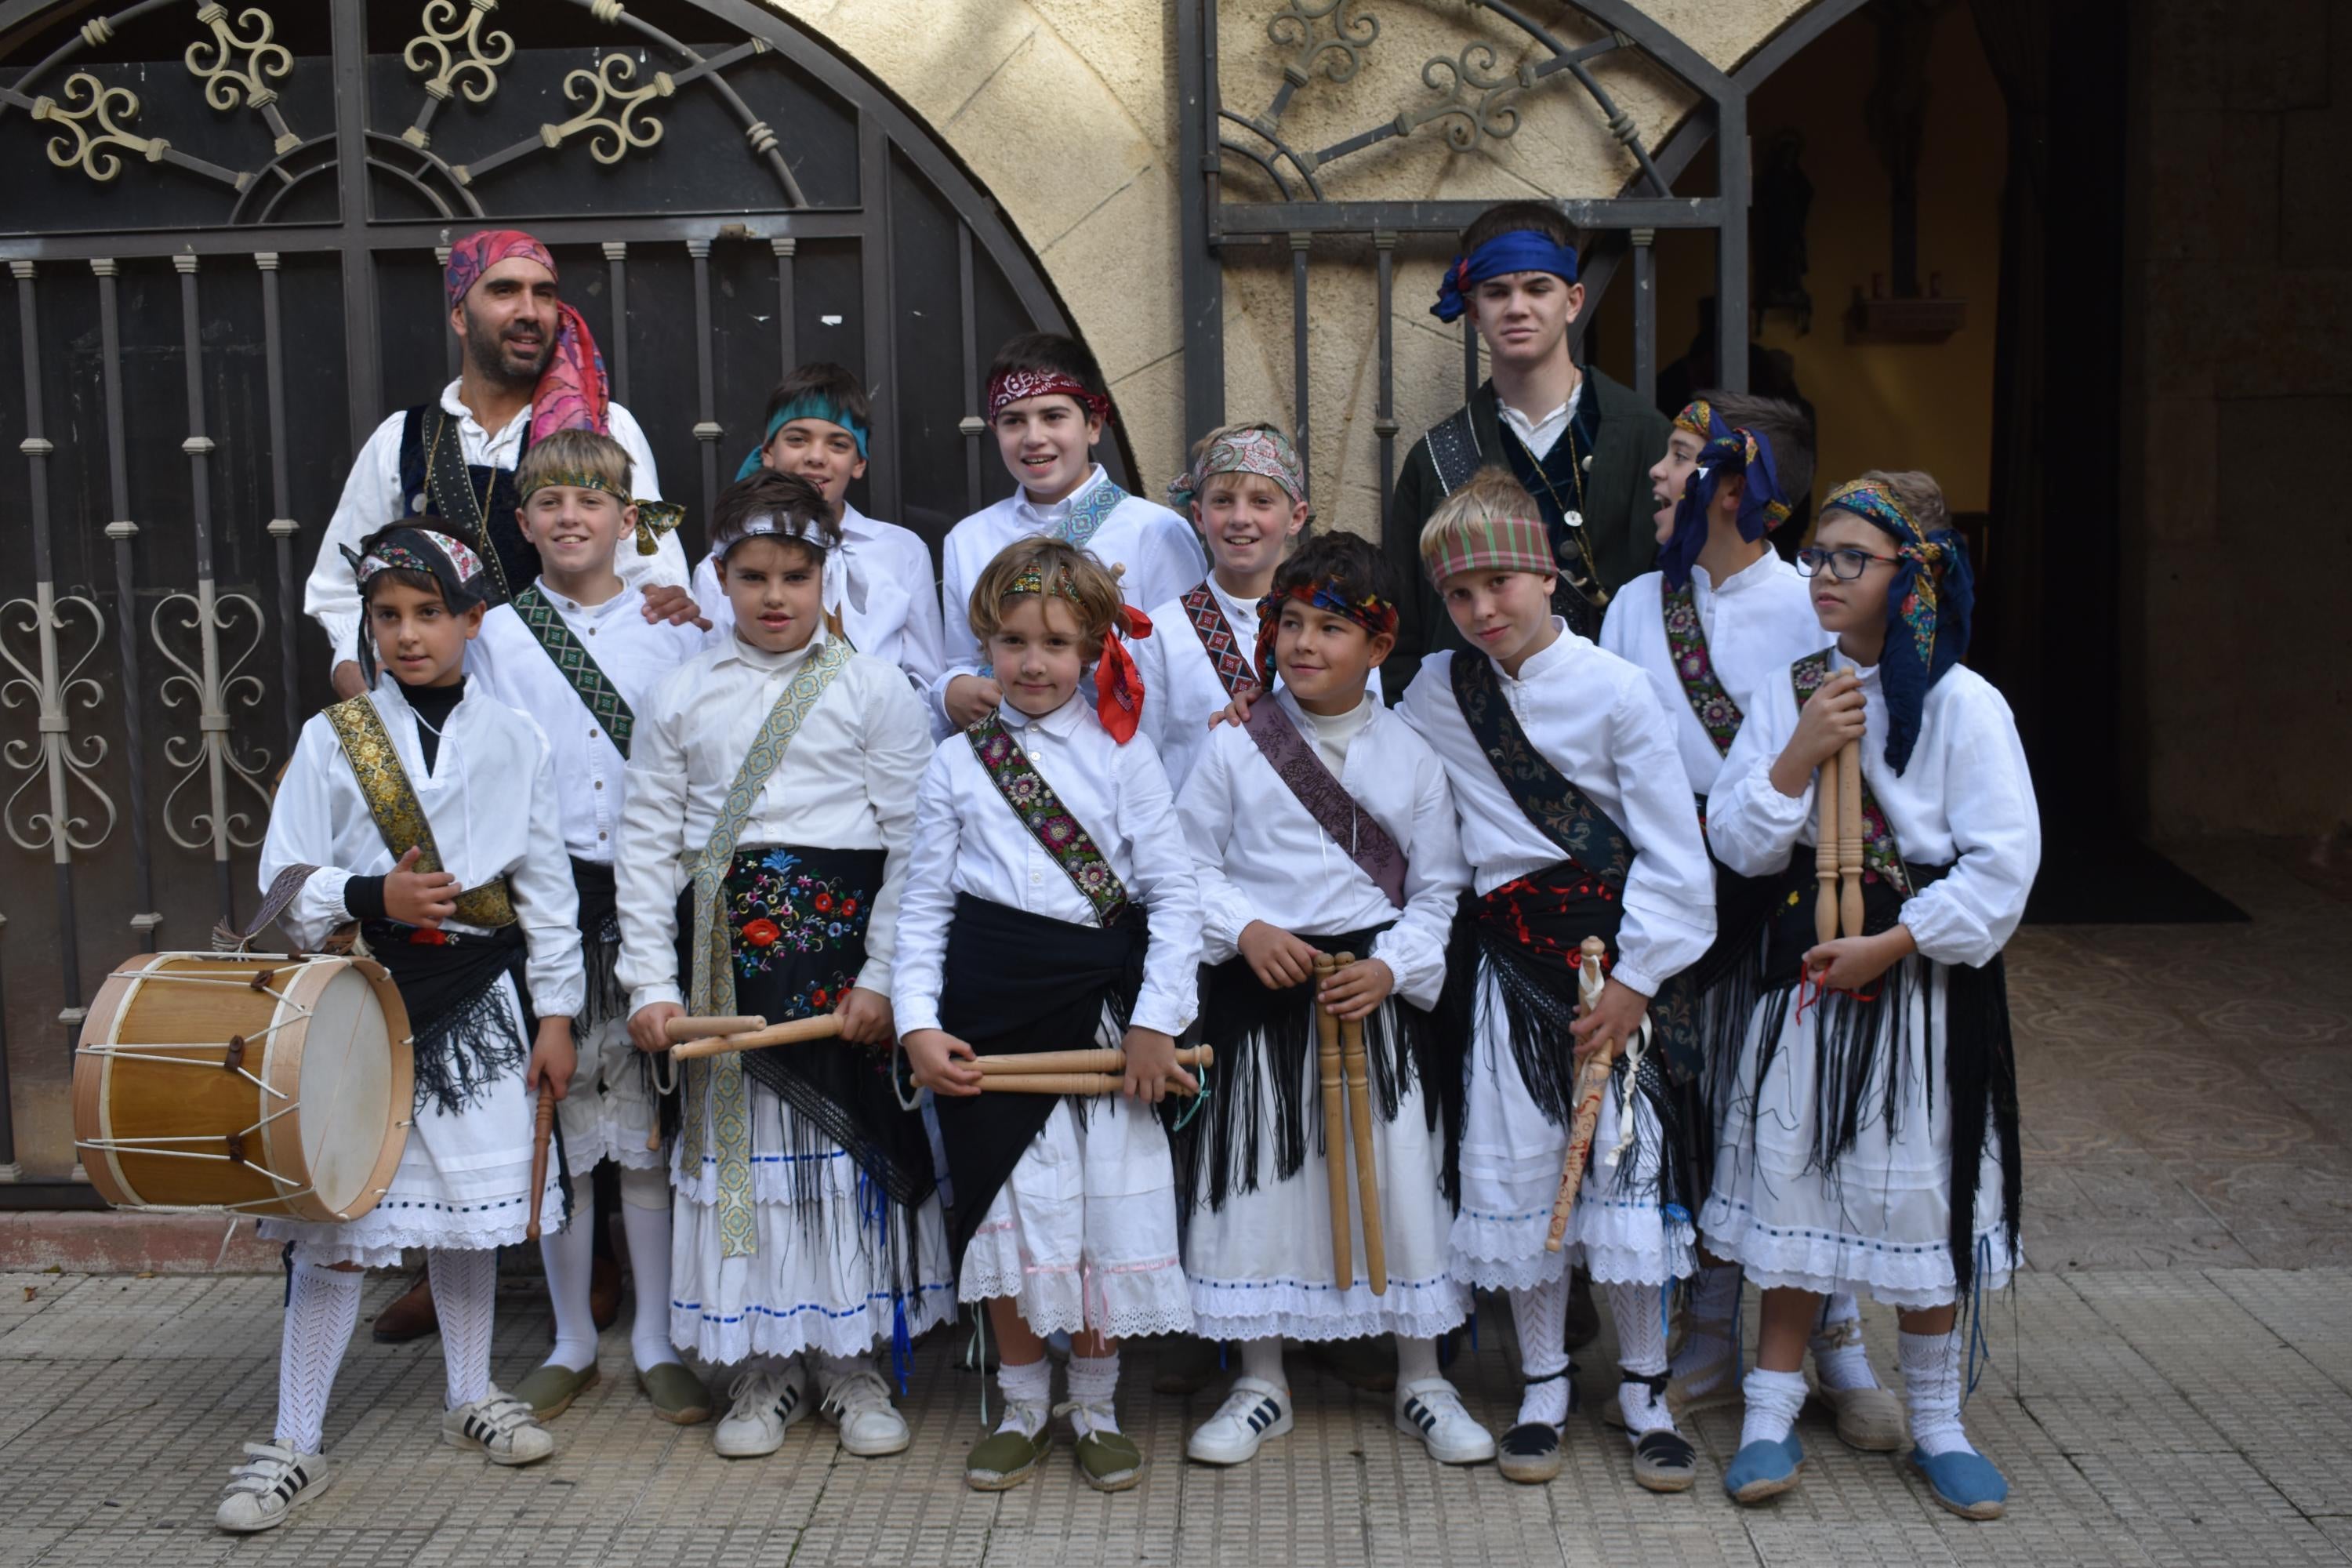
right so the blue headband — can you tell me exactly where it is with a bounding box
[1659,412,1793,593]
[1820,479,1975,776]
[1431,230,1581,323]
[733,394,869,481]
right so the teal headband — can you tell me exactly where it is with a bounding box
[734,394,869,481]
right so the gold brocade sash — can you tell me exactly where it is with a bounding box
[324,694,517,928]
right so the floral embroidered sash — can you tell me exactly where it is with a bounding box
[1791,651,1915,897]
[966,713,1131,925]
[1449,652,1634,890]
[1243,697,1406,907]
[324,694,516,928]
[511,584,634,757]
[1661,582,1743,757]
[1182,582,1257,699]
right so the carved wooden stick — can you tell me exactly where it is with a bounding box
[1815,731,1842,947]
[669,1013,844,1060]
[972,1046,1214,1076]
[1315,951,1352,1292]
[662,1014,768,1043]
[1837,679,1865,938]
[1544,938,1616,1254]
[1334,950,1385,1297]
[525,1089,557,1241]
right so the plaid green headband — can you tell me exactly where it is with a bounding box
[1420,509,1555,589]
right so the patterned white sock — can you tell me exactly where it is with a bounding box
[995,1356,1052,1437]
[539,1177,600,1374]
[1810,1293,1878,1392]
[1393,1334,1440,1387]
[428,1247,499,1410]
[1898,1329,1976,1457]
[1607,1281,1676,1437]
[617,1174,681,1371]
[274,1257,361,1455]
[1669,1265,1740,1396]
[1738,1367,1809,1449]
[1065,1352,1121,1436]
[1508,1273,1573,1426]
[1239,1336,1287,1392]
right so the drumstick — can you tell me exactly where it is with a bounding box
[1815,728,1842,947]
[1837,679,1865,938]
[973,1071,1204,1096]
[972,1046,1215,1076]
[1334,952,1386,1297]
[1544,938,1616,1254]
[669,1013,844,1060]
[662,1014,768,1043]
[524,1089,556,1241]
[1315,952,1353,1293]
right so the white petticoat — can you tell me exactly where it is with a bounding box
[1450,971,1697,1291]
[555,1014,662,1173]
[1699,960,2016,1309]
[669,1075,956,1364]
[260,974,559,1269]
[959,1097,1193,1342]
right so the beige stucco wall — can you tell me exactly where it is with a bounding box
[764,0,1817,532]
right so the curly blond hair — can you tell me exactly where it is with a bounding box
[967,536,1123,647]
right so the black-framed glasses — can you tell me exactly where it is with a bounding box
[1795,546,1900,582]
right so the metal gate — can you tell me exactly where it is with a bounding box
[0,0,1111,1192]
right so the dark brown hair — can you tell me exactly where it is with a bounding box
[1701,390,1817,512]
[987,331,1110,411]
[760,361,871,434]
[710,467,836,567]
[1459,199,1582,259]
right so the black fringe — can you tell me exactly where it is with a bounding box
[408,967,530,1117]
[360,920,532,1118]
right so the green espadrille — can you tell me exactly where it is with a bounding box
[513,1360,601,1421]
[1073,1428,1143,1493]
[637,1361,712,1425]
[964,1426,1051,1491]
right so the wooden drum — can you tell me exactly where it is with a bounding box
[73,952,414,1224]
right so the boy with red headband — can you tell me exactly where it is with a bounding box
[307,227,695,704]
[934,332,1204,732]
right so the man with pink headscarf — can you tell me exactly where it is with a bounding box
[307,228,696,700]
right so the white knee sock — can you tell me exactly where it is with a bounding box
[1607,1281,1676,1437]
[1670,1264,1740,1396]
[1809,1292,1878,1392]
[274,1257,362,1455]
[1898,1329,1976,1457]
[617,1167,681,1371]
[1393,1334,1440,1388]
[428,1247,499,1410]
[1065,1351,1121,1436]
[539,1176,600,1374]
[1738,1367,1808,1449]
[1508,1272,1573,1427]
[1239,1336,1287,1392]
[995,1356,1052,1437]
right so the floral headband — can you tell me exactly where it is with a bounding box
[1819,477,1975,775]
[517,466,684,557]
[1252,580,1399,689]
[1165,423,1306,516]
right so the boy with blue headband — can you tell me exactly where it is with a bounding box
[693,362,946,695]
[1381,201,1673,699]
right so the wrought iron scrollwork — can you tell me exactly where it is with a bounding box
[151,583,273,857]
[1405,41,1527,151]
[542,53,673,165]
[0,586,116,858]
[185,5,292,114]
[1268,0,1379,87]
[31,72,163,184]
[405,0,514,106]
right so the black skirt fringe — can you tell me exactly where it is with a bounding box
[361,920,530,1118]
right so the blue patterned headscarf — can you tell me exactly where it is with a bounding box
[1819,478,1975,775]
[1660,401,1793,593]
[1431,230,1580,322]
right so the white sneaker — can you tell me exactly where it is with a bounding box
[1396,1376,1497,1465]
[215,1441,331,1533]
[818,1366,910,1457]
[1186,1375,1293,1465]
[713,1360,809,1458]
[441,1388,556,1466]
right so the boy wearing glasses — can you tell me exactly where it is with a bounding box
[1599,398,1905,1454]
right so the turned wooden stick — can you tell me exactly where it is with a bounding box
[972,1046,1215,1076]
[669,1013,844,1060]
[525,1089,557,1241]
[1815,730,1842,948]
[1334,951,1386,1297]
[1544,938,1616,1254]
[1314,951,1353,1292]
[1837,679,1865,938]
[974,1071,1204,1096]
[662,1014,768,1043]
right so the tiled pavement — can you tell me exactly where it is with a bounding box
[2,840,2347,1566]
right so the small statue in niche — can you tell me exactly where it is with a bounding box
[1754,129,1814,335]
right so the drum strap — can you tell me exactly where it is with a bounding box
[214,862,322,953]
[325,695,518,928]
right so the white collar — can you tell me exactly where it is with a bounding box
[437,379,532,441]
[998,691,1087,739]
[1206,573,1263,622]
[1014,464,1109,528]
[1497,617,1577,684]
[1693,550,1782,597]
[532,576,637,620]
[718,623,829,675]
[1284,685,1376,731]
[835,501,878,542]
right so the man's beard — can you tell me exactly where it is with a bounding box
[463,305,553,388]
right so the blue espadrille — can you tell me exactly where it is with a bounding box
[1910,1445,2008,1519]
[1723,1434,1805,1504]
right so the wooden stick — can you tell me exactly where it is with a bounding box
[669,1013,844,1060]
[1815,733,1842,947]
[524,1090,557,1241]
[1314,951,1353,1293]
[971,1046,1215,1076]
[1837,681,1865,938]
[662,1014,768,1043]
[1334,951,1385,1296]
[974,1071,1203,1096]
[1544,938,1616,1253]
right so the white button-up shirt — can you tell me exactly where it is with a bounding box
[1704,658,2042,970]
[1497,378,1582,463]
[305,381,688,674]
[466,581,704,866]
[1598,554,1827,798]
[933,465,1207,724]
[892,696,1201,1040]
[1396,623,1715,999]
[614,628,935,1013]
[260,681,586,1019]
[691,502,946,696]
[1176,689,1468,1011]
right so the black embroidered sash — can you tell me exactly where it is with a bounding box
[1242,698,1406,908]
[419,406,532,604]
[966,713,1131,924]
[512,584,634,757]
[1181,583,1257,698]
[1447,652,1632,888]
[1790,652,1913,897]
[1661,583,1744,756]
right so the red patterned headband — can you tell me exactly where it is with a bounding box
[986,367,1112,426]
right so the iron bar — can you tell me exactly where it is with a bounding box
[958,223,981,517]
[89,256,156,949]
[1630,228,1656,405]
[771,235,795,372]
[603,241,631,406]
[330,0,381,452]
[1462,316,1478,404]
[1374,231,1396,537]
[439,243,459,383]
[1178,0,1226,442]
[857,110,898,524]
[1715,93,1749,394]
[256,252,300,764]
[1217,197,1727,238]
[1289,232,1312,481]
[0,912,15,1181]
[687,237,720,523]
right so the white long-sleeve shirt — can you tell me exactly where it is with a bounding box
[931,465,1207,724]
[306,382,688,674]
[614,627,934,1014]
[259,681,586,1019]
[1176,689,1467,1011]
[1598,553,1826,798]
[466,581,704,866]
[891,696,1202,1040]
[1396,622,1716,999]
[690,502,946,695]
[1703,656,2040,970]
